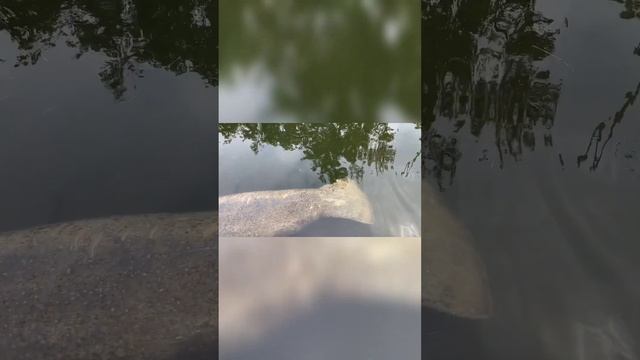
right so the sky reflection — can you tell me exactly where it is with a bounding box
[219,237,421,359]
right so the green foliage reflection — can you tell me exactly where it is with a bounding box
[220,123,419,184]
[219,0,420,123]
[0,0,217,100]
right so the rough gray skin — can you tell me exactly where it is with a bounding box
[422,181,493,318]
[219,178,375,237]
[0,212,217,360]
[0,181,492,359]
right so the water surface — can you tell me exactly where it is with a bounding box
[219,237,421,359]
[219,123,421,237]
[0,1,217,233]
[422,0,640,359]
[1,2,217,358]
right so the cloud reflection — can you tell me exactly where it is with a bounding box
[219,237,420,357]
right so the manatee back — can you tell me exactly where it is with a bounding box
[0,212,217,359]
[422,182,493,319]
[319,178,375,225]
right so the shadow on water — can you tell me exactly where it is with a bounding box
[421,307,489,360]
[164,334,217,360]
[289,217,374,237]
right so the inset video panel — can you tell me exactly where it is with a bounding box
[219,123,421,237]
[219,236,421,359]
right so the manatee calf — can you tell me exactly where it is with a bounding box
[219,178,374,237]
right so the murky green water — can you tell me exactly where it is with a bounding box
[219,0,420,123]
[219,123,421,236]
[423,0,640,359]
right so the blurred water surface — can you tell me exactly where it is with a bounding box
[219,0,420,123]
[219,236,421,359]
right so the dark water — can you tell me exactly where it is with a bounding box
[219,123,421,237]
[423,0,640,359]
[0,1,218,233]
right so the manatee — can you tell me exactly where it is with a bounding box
[0,180,492,358]
[219,178,374,237]
[220,178,492,318]
[422,180,493,318]
[0,212,218,360]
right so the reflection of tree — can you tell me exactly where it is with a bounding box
[219,123,412,184]
[423,129,461,190]
[576,1,640,170]
[578,82,640,170]
[0,0,216,99]
[422,0,561,186]
[615,0,640,19]
[220,1,419,123]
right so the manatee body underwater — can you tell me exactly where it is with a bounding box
[0,181,492,358]
[218,178,375,237]
[422,180,493,319]
[220,178,493,318]
[0,212,218,360]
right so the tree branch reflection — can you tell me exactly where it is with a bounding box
[219,123,419,184]
[578,81,640,170]
[0,0,217,99]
